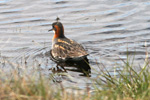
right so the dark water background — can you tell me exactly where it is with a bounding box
[0,0,150,89]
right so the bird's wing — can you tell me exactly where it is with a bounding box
[52,39,88,59]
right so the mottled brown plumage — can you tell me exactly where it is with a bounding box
[49,22,88,62]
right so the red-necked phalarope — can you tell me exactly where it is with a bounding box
[49,21,88,62]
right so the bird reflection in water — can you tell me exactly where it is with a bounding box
[49,50,91,77]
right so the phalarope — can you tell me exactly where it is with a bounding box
[49,21,88,62]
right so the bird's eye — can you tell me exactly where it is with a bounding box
[52,26,55,30]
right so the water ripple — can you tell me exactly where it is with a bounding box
[0,0,150,87]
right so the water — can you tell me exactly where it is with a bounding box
[0,0,150,89]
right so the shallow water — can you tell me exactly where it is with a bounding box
[0,0,150,89]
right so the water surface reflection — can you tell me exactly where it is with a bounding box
[0,0,150,89]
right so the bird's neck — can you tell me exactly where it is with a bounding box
[52,31,65,41]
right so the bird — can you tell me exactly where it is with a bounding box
[48,21,89,63]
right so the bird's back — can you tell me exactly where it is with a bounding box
[51,37,88,61]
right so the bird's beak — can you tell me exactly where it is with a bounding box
[48,29,53,32]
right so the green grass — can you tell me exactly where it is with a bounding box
[92,55,150,100]
[0,53,150,100]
